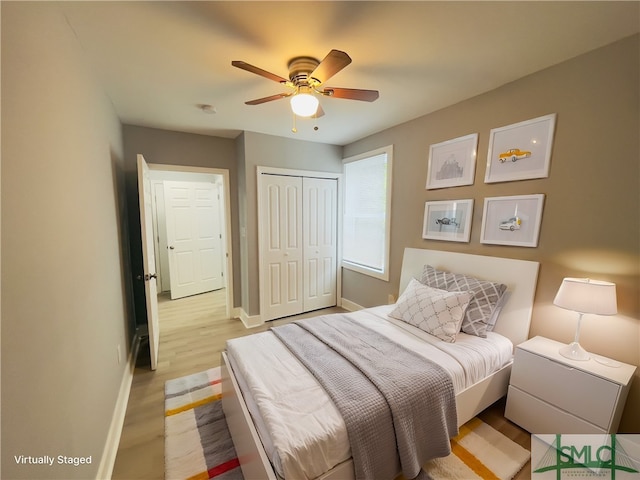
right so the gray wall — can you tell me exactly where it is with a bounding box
[343,34,640,431]
[1,3,132,478]
[122,125,240,318]
[238,132,343,316]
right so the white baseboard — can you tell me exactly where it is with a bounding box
[339,297,364,312]
[95,333,141,480]
[233,307,263,329]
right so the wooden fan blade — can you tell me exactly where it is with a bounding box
[310,50,352,84]
[232,60,288,84]
[245,93,292,105]
[323,87,379,102]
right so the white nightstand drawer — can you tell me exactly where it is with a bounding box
[506,386,605,434]
[511,348,619,429]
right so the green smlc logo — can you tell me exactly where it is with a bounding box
[534,434,639,479]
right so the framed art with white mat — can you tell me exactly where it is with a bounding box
[485,113,556,184]
[426,133,478,189]
[480,194,545,247]
[422,199,474,243]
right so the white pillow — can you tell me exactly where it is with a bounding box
[389,279,472,343]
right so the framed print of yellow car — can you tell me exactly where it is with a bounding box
[498,148,531,163]
[485,113,556,183]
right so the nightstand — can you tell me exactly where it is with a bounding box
[505,336,636,434]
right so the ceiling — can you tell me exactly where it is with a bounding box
[60,1,639,146]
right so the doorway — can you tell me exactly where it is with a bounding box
[148,164,234,319]
[151,175,226,299]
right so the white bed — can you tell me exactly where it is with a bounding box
[221,248,539,480]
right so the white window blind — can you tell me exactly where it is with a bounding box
[342,146,392,280]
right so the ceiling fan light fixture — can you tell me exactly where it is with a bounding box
[290,92,319,117]
[233,49,378,121]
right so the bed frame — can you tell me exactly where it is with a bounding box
[222,248,539,480]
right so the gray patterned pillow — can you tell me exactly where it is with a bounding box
[390,279,472,342]
[485,291,511,333]
[446,272,507,337]
[420,264,448,290]
[420,265,507,338]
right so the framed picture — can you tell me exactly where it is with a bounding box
[484,113,556,183]
[426,133,478,189]
[422,199,474,243]
[480,194,545,247]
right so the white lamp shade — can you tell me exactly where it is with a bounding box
[553,277,617,315]
[290,93,319,117]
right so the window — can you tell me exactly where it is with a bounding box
[342,145,393,281]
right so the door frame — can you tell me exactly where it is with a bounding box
[149,163,234,319]
[257,166,342,324]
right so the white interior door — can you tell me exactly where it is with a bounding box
[137,154,160,370]
[164,180,223,300]
[260,174,303,321]
[303,178,338,311]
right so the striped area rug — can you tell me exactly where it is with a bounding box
[164,367,241,480]
[165,367,529,480]
[422,416,530,480]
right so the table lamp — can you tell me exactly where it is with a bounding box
[553,277,617,361]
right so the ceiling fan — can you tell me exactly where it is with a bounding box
[232,49,379,118]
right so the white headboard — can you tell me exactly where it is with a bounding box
[399,248,539,346]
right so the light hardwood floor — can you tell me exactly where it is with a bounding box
[111,289,531,479]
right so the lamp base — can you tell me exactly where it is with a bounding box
[559,342,590,361]
[592,355,622,368]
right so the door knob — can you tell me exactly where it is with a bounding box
[169,246,175,250]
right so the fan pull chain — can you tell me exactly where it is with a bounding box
[291,112,297,133]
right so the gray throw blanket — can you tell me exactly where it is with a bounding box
[271,314,458,480]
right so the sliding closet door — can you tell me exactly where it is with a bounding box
[260,175,304,321]
[303,177,338,311]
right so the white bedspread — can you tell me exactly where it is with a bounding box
[225,305,513,480]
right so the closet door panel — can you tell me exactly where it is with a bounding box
[260,175,303,321]
[303,177,338,311]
